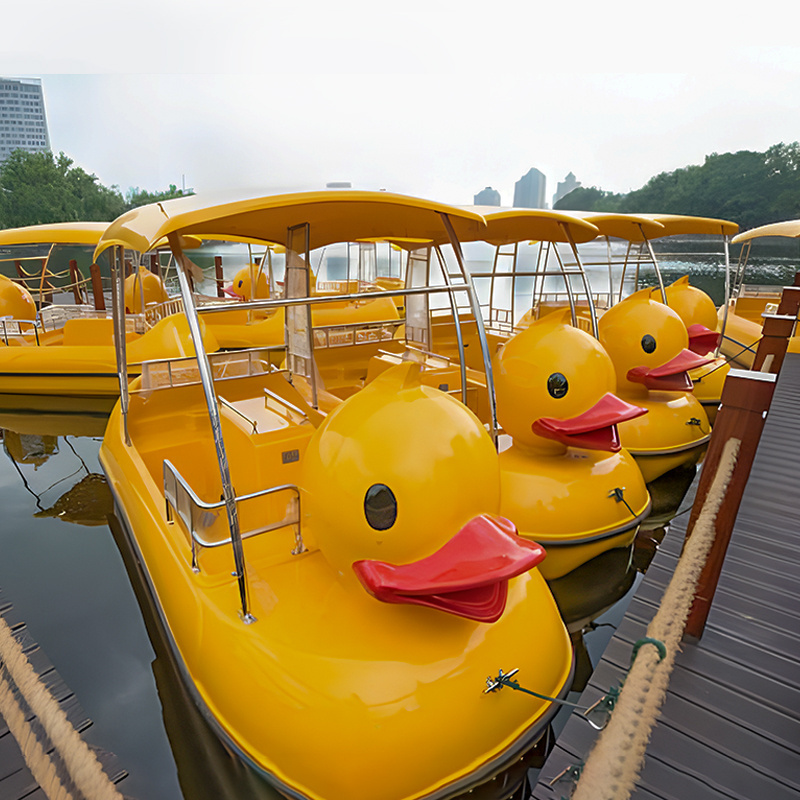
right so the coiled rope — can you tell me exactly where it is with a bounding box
[0,613,123,800]
[569,436,741,800]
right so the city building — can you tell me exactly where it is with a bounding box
[513,168,546,209]
[553,172,581,207]
[0,76,50,165]
[473,186,501,206]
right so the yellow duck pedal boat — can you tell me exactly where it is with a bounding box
[101,361,573,800]
[598,289,713,484]
[0,311,218,397]
[662,276,729,423]
[94,188,574,800]
[493,313,651,579]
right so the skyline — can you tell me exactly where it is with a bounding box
[3,4,799,209]
[6,60,800,207]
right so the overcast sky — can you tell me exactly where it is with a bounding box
[3,0,799,207]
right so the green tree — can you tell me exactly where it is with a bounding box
[124,183,192,210]
[0,149,193,229]
[554,186,624,211]
[555,142,800,228]
[0,149,127,227]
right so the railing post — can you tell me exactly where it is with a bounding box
[149,253,160,278]
[683,369,777,640]
[752,282,800,373]
[89,263,106,311]
[215,255,224,298]
[68,259,83,304]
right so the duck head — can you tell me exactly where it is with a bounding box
[301,362,544,623]
[662,277,721,355]
[227,264,270,300]
[493,313,646,455]
[124,265,169,313]
[0,274,36,320]
[599,289,714,396]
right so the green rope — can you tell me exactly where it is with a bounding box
[609,486,636,517]
[484,669,587,709]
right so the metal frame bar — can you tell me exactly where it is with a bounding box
[168,232,254,623]
[432,244,469,406]
[110,246,130,446]
[439,212,499,444]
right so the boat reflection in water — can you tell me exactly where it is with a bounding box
[0,397,114,525]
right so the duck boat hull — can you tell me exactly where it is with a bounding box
[100,373,574,800]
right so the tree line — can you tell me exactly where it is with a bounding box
[3,142,799,232]
[555,142,800,230]
[0,149,192,229]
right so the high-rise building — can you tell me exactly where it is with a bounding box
[513,168,546,209]
[473,186,501,206]
[0,76,50,165]
[553,172,581,207]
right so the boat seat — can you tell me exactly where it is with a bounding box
[62,317,115,346]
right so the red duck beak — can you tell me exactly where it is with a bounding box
[352,515,544,623]
[627,349,714,392]
[686,324,721,355]
[532,392,647,452]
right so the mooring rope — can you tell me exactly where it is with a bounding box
[0,613,124,800]
[569,436,741,800]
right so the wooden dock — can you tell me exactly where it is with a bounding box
[532,353,800,799]
[0,589,126,800]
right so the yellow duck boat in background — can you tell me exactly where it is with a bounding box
[493,312,651,579]
[722,218,800,367]
[597,288,713,483]
[0,222,214,397]
[599,212,738,423]
[94,189,574,800]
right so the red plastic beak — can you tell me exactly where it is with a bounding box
[532,392,647,452]
[352,515,545,623]
[686,324,721,355]
[627,349,714,392]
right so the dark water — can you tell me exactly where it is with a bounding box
[1,417,680,800]
[0,256,792,800]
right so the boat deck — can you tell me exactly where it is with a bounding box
[532,353,800,799]
[0,589,126,799]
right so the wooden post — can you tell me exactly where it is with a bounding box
[215,255,224,298]
[89,263,106,311]
[683,370,776,640]
[149,253,160,278]
[68,259,83,304]
[752,283,800,373]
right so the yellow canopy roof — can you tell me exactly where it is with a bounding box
[0,221,108,246]
[732,219,800,244]
[94,190,487,260]
[558,211,666,242]
[636,213,738,238]
[463,207,600,245]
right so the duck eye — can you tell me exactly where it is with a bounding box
[547,372,569,399]
[364,484,397,531]
[641,334,657,354]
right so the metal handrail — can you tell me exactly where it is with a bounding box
[0,317,39,345]
[163,459,303,568]
[137,346,285,393]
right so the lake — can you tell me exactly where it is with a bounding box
[0,251,795,799]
